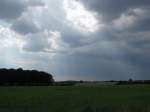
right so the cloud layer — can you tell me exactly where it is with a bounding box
[0,0,150,80]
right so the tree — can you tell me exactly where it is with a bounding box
[0,68,54,86]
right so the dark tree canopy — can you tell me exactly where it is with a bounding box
[0,68,54,86]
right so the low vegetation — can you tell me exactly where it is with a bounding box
[0,85,150,112]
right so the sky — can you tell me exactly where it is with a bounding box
[0,0,150,81]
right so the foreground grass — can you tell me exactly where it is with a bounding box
[0,85,150,112]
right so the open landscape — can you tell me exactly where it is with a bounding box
[0,0,150,112]
[1,85,150,112]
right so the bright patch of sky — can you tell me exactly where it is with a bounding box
[63,0,101,33]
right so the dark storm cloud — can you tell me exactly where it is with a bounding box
[0,0,45,36]
[61,29,89,48]
[23,31,51,52]
[0,0,44,20]
[80,0,150,33]
[0,0,26,20]
[21,0,150,80]
[11,17,40,35]
[27,0,45,7]
[0,0,150,80]
[20,0,150,80]
[130,17,150,32]
[80,0,150,21]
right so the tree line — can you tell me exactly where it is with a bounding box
[0,68,54,86]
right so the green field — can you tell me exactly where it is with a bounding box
[0,85,150,112]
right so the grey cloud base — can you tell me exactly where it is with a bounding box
[0,0,150,80]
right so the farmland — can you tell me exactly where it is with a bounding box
[0,85,150,112]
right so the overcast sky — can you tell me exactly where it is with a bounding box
[0,0,150,81]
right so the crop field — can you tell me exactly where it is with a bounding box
[0,85,150,112]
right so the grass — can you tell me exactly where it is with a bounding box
[0,85,150,112]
